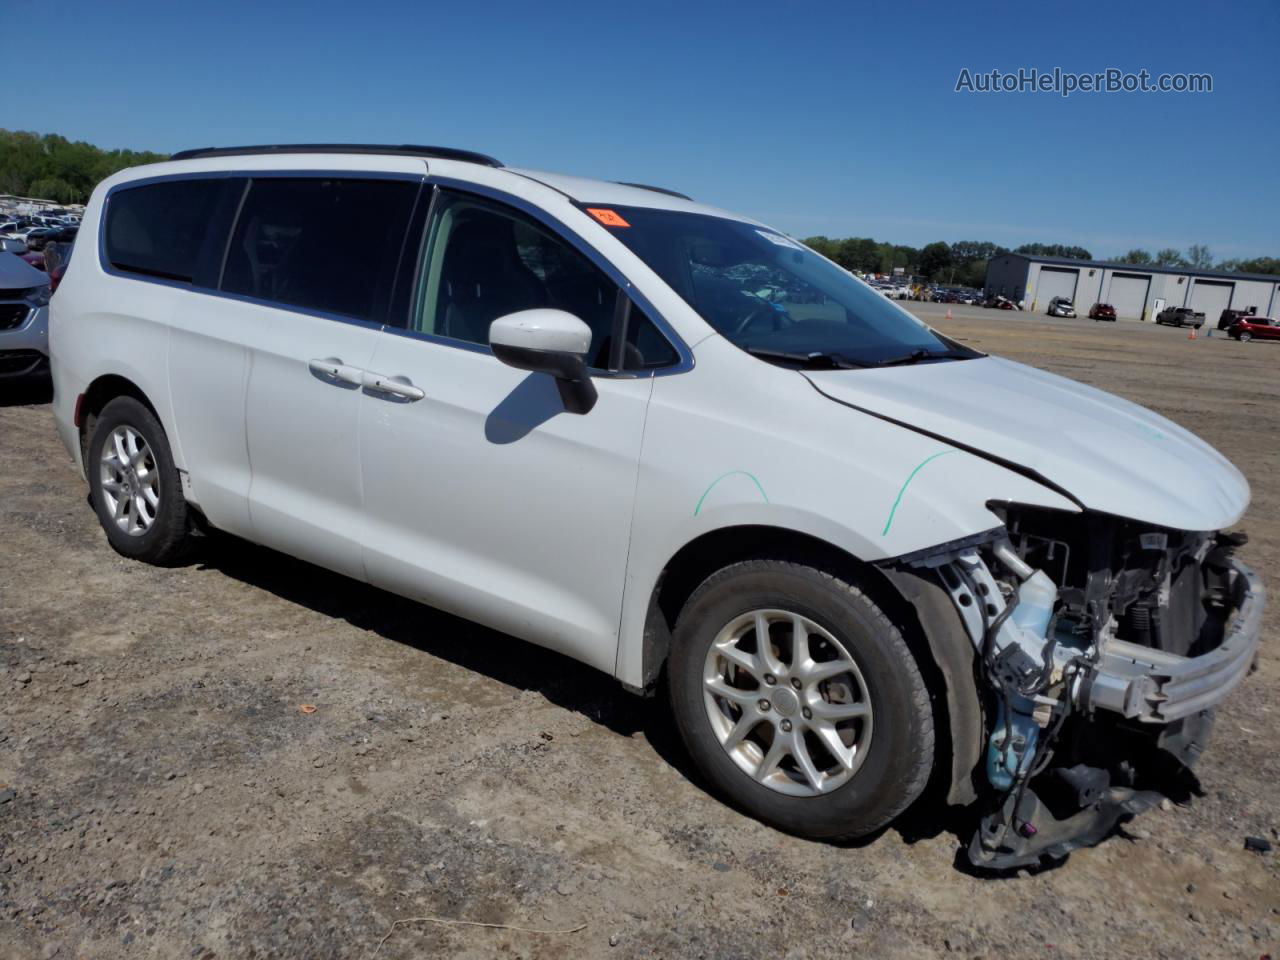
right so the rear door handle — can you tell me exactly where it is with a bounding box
[362,371,425,402]
[308,357,365,386]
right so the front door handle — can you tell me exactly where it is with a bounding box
[362,371,425,402]
[308,357,365,386]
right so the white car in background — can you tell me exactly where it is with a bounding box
[49,145,1263,870]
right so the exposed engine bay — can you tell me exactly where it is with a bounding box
[899,505,1264,870]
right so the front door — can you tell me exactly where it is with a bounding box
[358,187,677,673]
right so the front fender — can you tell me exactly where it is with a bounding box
[614,336,1077,688]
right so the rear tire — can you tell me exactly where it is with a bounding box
[87,396,193,565]
[668,559,935,841]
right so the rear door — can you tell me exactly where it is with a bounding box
[102,176,254,535]
[357,187,679,673]
[223,175,421,579]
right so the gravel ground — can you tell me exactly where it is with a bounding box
[1,303,1277,959]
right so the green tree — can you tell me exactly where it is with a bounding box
[1217,256,1280,275]
[0,128,166,204]
[802,236,838,260]
[1119,248,1153,264]
[918,241,952,281]
[27,177,77,203]
[1155,248,1187,266]
[1185,244,1213,269]
[1014,242,1093,260]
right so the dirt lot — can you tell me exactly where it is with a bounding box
[1,304,1277,959]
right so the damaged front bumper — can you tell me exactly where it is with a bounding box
[913,520,1266,871]
[1084,560,1263,723]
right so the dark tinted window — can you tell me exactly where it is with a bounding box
[105,179,228,283]
[222,178,417,321]
[414,190,617,362]
[413,189,678,370]
[622,307,679,369]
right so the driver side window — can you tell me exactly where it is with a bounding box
[413,191,617,365]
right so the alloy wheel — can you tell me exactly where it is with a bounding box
[99,425,160,536]
[702,609,873,796]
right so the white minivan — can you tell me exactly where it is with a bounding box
[49,145,1264,869]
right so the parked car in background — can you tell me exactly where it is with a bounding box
[24,227,58,251]
[1228,316,1278,342]
[1219,307,1257,331]
[0,250,51,378]
[1156,306,1205,328]
[1046,296,1076,318]
[1088,303,1117,321]
[42,241,75,293]
[49,144,1263,871]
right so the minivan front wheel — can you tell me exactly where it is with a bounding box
[668,560,934,841]
[87,396,192,565]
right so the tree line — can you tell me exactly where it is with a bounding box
[0,129,166,205]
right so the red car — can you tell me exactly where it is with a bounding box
[1228,316,1278,342]
[1089,302,1117,321]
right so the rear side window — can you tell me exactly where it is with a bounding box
[221,178,417,322]
[104,179,229,283]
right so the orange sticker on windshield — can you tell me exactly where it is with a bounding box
[586,208,630,228]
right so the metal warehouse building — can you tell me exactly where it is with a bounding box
[984,253,1280,322]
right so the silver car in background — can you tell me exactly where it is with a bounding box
[0,250,51,378]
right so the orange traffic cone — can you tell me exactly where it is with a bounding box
[1187,327,1196,340]
[945,307,953,321]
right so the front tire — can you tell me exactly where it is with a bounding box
[87,396,193,565]
[1239,331,1252,342]
[668,560,935,841]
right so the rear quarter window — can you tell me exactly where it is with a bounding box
[104,179,233,283]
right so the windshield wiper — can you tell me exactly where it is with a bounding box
[873,348,972,367]
[744,347,869,369]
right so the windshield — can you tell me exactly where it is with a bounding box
[588,205,974,367]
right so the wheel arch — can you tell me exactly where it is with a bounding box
[639,523,983,807]
[77,374,161,466]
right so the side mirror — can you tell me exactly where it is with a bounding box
[490,309,598,415]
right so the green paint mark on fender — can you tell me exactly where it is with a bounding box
[694,471,769,516]
[881,450,959,536]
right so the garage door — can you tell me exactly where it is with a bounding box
[1106,273,1151,320]
[1187,280,1233,326]
[1035,268,1079,311]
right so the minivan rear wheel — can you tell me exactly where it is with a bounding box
[668,559,934,841]
[87,396,192,565]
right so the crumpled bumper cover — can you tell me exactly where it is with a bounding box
[1083,559,1264,723]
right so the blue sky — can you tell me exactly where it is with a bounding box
[3,0,1277,258]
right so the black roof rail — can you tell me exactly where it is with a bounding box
[169,144,503,167]
[615,181,692,201]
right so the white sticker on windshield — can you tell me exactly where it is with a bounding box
[756,230,803,250]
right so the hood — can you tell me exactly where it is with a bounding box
[805,356,1250,532]
[0,251,47,290]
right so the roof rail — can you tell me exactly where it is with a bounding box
[169,144,503,167]
[615,181,693,201]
